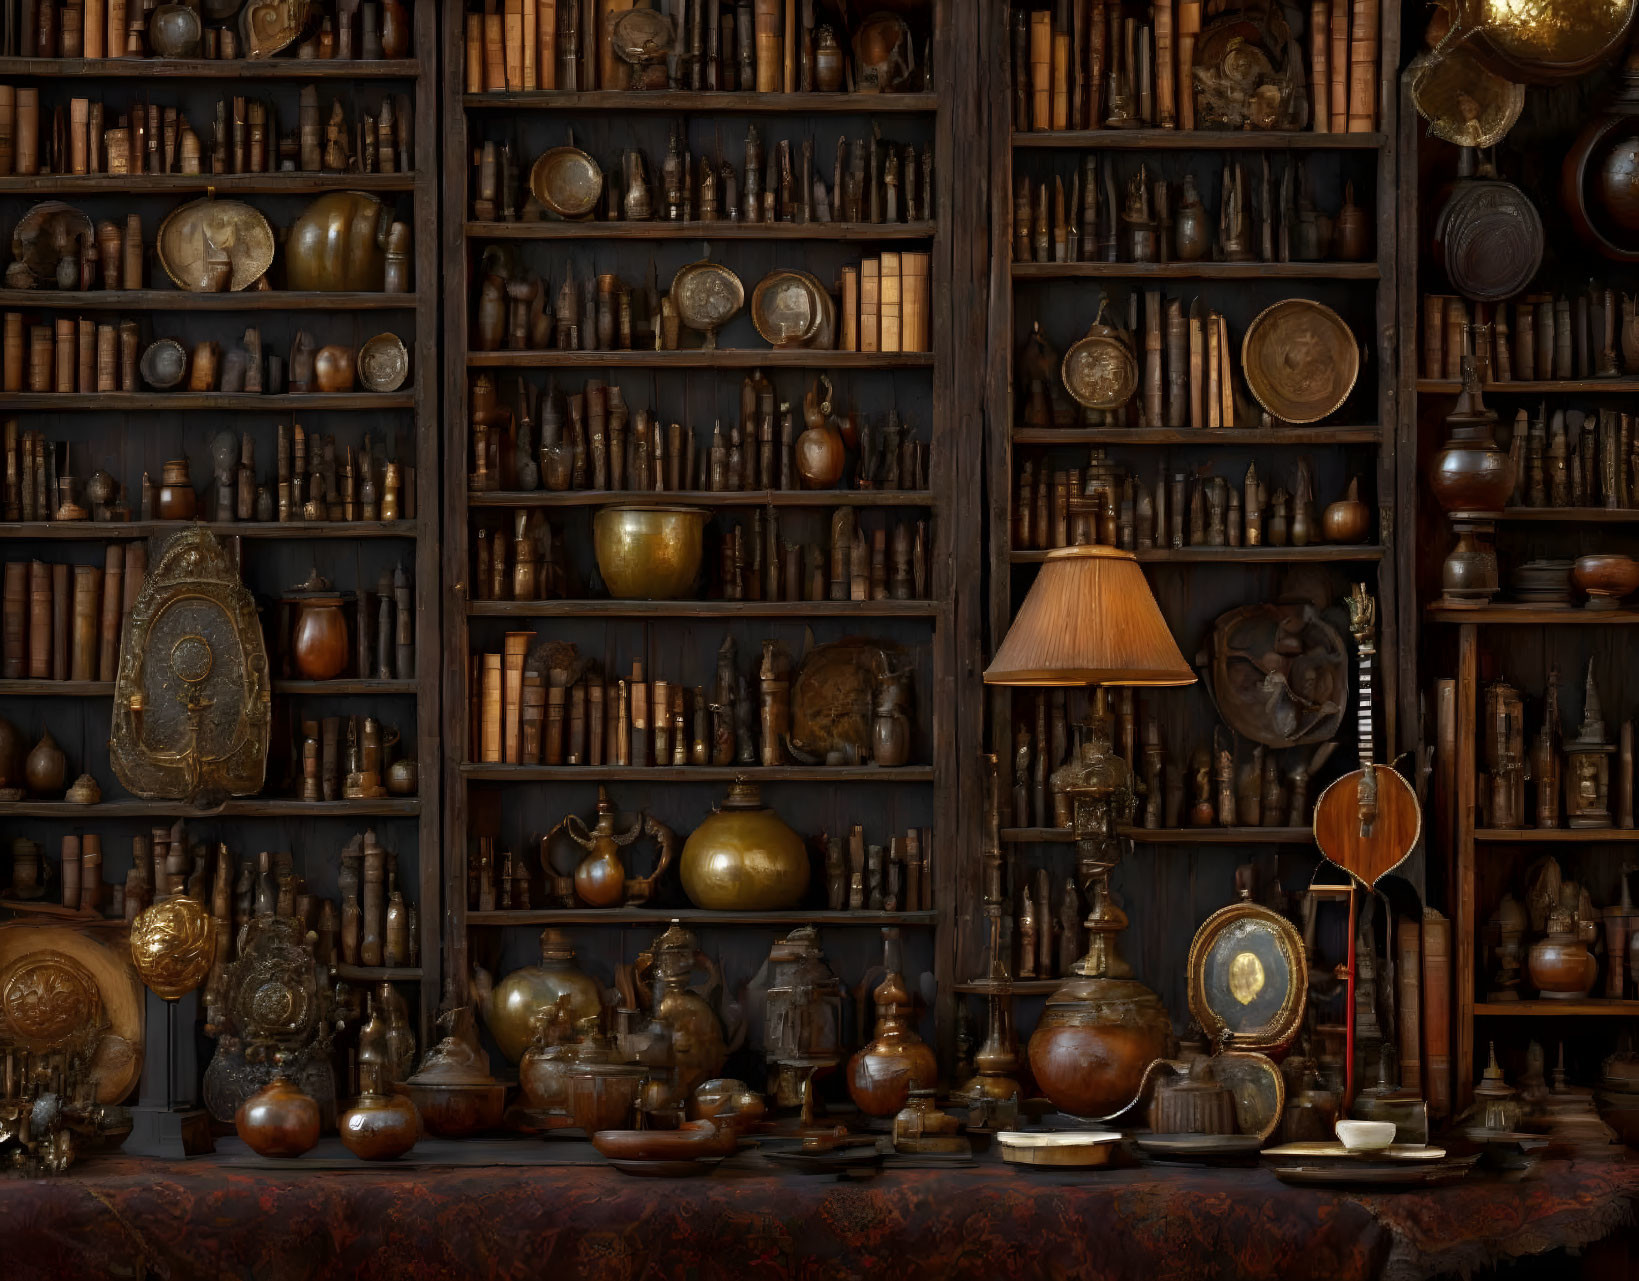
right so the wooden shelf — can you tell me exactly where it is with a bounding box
[1011,130,1385,150]
[0,57,420,79]
[1497,508,1639,522]
[466,908,939,927]
[0,520,415,541]
[1417,378,1639,395]
[1013,261,1379,280]
[469,489,933,508]
[955,979,1060,994]
[468,221,936,241]
[1012,427,1382,445]
[1002,826,1318,844]
[1,393,414,411]
[1427,606,1639,625]
[461,764,932,782]
[467,351,932,369]
[0,173,415,194]
[0,680,111,696]
[468,600,937,618]
[0,798,421,818]
[1012,545,1384,564]
[272,680,419,695]
[1474,828,1639,843]
[461,90,939,113]
[334,965,424,981]
[1475,1000,1639,1016]
[0,291,414,312]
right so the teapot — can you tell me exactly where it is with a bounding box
[540,786,676,908]
[630,922,742,1097]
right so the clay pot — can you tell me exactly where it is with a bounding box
[24,730,66,796]
[1430,359,1515,514]
[680,781,810,911]
[847,971,937,1117]
[289,594,349,680]
[1322,478,1372,544]
[156,459,197,521]
[235,1073,321,1157]
[0,717,24,790]
[814,25,845,91]
[338,1090,420,1161]
[1529,910,1600,998]
[1028,977,1173,1118]
[404,1080,507,1138]
[313,345,356,393]
[1573,554,1639,610]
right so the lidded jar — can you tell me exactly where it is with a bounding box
[1430,357,1516,515]
[156,459,197,521]
[477,927,602,1064]
[680,780,810,911]
[285,570,350,681]
[1529,906,1600,998]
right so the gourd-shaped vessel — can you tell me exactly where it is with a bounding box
[1529,907,1600,998]
[847,931,937,1117]
[680,781,809,911]
[542,787,676,908]
[1431,358,1516,514]
[635,922,729,1096]
[474,927,602,1064]
[235,1059,320,1158]
[339,997,420,1161]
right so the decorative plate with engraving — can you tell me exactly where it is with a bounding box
[671,261,746,349]
[530,146,604,220]
[1241,299,1358,424]
[110,528,271,803]
[1187,901,1307,1056]
[157,198,275,293]
[1060,310,1138,411]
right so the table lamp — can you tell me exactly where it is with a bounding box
[984,545,1194,1118]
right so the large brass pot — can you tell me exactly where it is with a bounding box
[592,505,707,600]
[476,928,602,1064]
[285,191,391,292]
[680,781,810,911]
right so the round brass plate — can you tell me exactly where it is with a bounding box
[359,332,410,392]
[1241,298,1359,423]
[751,269,832,348]
[1186,900,1307,1056]
[670,260,745,346]
[1409,47,1524,149]
[1061,321,1139,410]
[530,146,604,220]
[157,197,274,292]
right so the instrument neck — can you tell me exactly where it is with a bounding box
[1357,639,1375,769]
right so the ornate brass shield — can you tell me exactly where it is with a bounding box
[110,528,270,803]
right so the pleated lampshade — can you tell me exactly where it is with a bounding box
[983,545,1196,687]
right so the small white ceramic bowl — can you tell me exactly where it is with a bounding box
[1335,1119,1397,1152]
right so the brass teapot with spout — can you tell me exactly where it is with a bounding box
[540,786,676,908]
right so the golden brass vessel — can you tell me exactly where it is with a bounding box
[680,781,810,911]
[473,928,603,1064]
[592,505,708,600]
[129,896,216,1001]
[284,191,393,292]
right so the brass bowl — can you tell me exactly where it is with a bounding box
[751,270,832,348]
[1241,299,1358,423]
[1409,47,1524,149]
[157,197,274,293]
[531,146,604,219]
[358,333,409,392]
[592,505,708,600]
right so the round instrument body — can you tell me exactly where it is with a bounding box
[1312,765,1423,889]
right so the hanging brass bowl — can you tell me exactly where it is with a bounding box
[1060,307,1138,410]
[1241,299,1358,423]
[1409,47,1524,148]
[157,197,274,292]
[751,269,832,348]
[670,260,745,349]
[1443,0,1637,84]
[530,146,604,220]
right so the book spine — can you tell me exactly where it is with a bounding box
[1396,920,1422,1091]
[70,563,100,682]
[481,652,503,762]
[27,559,50,679]
[879,251,902,355]
[98,542,122,681]
[860,257,880,354]
[1422,908,1451,1120]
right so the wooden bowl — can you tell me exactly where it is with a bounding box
[996,1130,1121,1168]
[1573,554,1639,609]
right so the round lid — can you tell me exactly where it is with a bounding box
[1186,900,1307,1055]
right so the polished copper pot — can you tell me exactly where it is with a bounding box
[235,1071,320,1158]
[338,1090,419,1161]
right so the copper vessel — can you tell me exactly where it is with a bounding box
[1573,554,1639,609]
[564,1030,647,1132]
[592,505,707,599]
[1029,974,1172,1119]
[313,345,356,393]
[235,1068,320,1157]
[847,932,936,1117]
[797,376,846,487]
[1322,479,1372,544]
[1430,360,1515,514]
[288,588,349,681]
[634,922,730,1097]
[404,1008,507,1138]
[680,781,809,911]
[1564,50,1639,260]
[1529,907,1600,997]
[285,192,392,292]
[474,928,602,1064]
[339,1090,419,1160]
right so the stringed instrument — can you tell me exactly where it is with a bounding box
[1313,584,1422,887]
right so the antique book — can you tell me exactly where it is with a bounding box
[840,265,859,352]
[879,251,902,354]
[1030,11,1052,129]
[1396,920,1422,1091]
[1421,908,1451,1120]
[481,651,503,762]
[70,563,99,682]
[860,257,880,354]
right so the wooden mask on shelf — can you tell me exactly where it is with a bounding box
[110,528,271,804]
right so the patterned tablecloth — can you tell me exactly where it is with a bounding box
[1,1147,1635,1281]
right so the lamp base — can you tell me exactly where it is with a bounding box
[123,1106,215,1158]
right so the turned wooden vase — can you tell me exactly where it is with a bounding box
[1430,360,1515,515]
[290,594,349,680]
[235,1073,321,1158]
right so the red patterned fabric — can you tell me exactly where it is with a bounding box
[1,1153,1634,1281]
